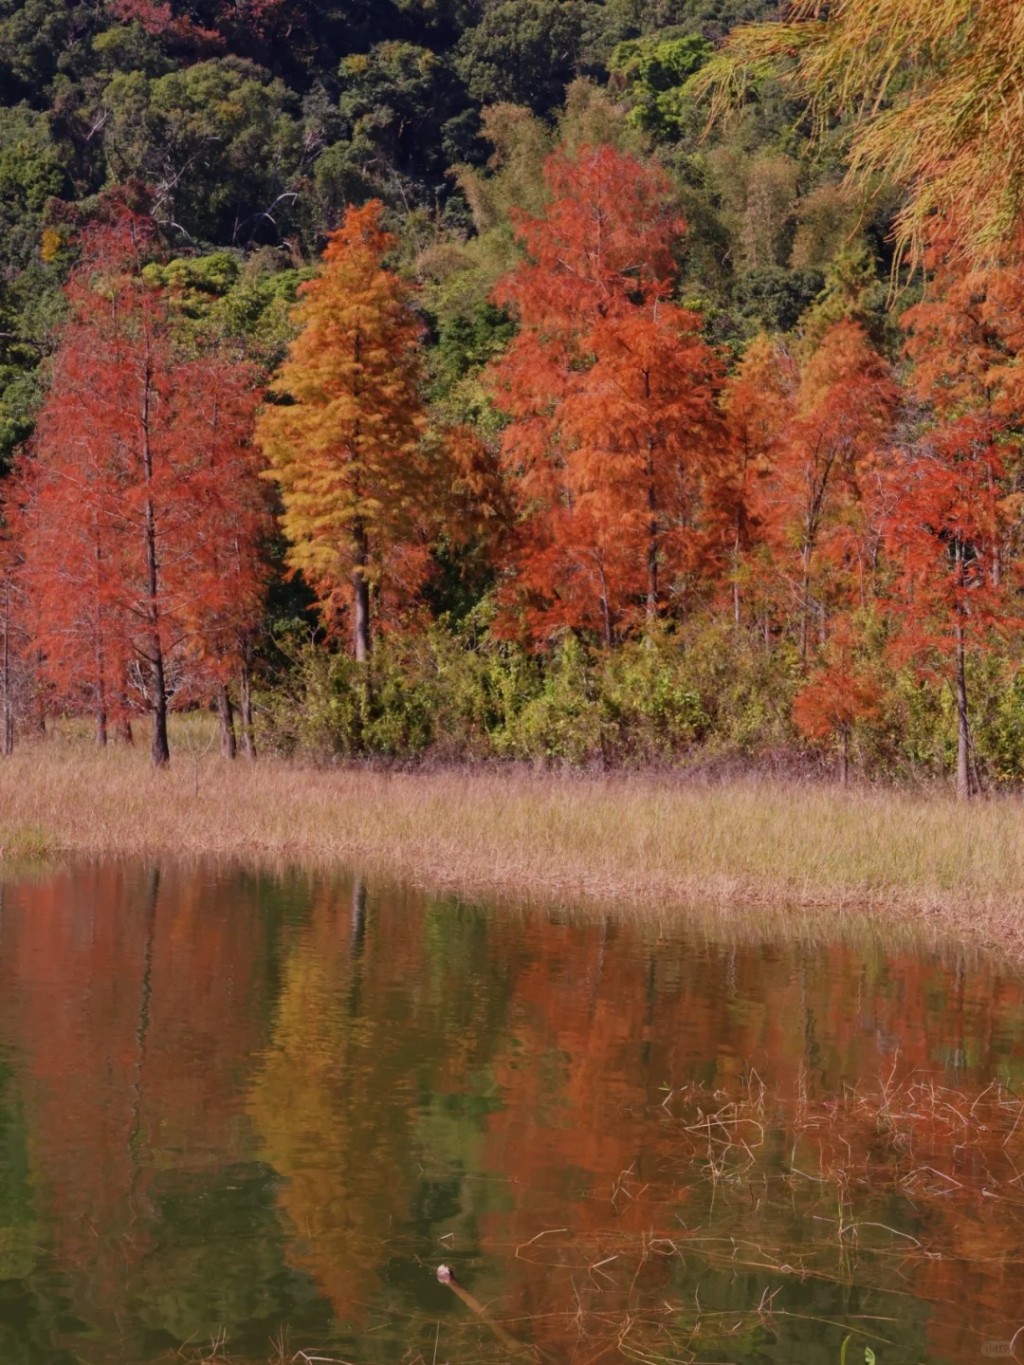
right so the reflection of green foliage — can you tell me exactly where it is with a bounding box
[0,1059,34,1243]
[0,1061,69,1365]
[132,1165,329,1351]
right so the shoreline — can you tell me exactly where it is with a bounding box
[2,740,1024,957]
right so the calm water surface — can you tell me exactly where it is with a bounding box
[0,863,1023,1364]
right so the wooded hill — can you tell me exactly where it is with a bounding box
[3,0,1024,796]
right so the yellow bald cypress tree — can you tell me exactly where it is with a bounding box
[256,200,427,661]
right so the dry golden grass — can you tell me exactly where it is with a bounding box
[3,724,1024,951]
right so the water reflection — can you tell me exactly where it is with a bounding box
[0,863,1022,1362]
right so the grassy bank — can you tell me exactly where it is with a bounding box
[3,732,1024,952]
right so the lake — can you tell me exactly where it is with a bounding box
[0,862,1022,1364]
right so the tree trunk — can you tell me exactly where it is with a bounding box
[644,422,659,627]
[352,521,371,664]
[596,559,613,648]
[732,528,742,629]
[140,354,169,768]
[95,639,108,747]
[217,684,237,759]
[149,645,170,767]
[839,727,849,789]
[955,615,972,802]
[1,586,12,758]
[239,657,256,761]
[799,541,812,661]
[116,701,134,746]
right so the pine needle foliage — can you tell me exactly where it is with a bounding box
[689,0,1024,264]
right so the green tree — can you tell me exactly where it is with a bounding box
[100,57,303,243]
[608,32,712,140]
[455,0,586,114]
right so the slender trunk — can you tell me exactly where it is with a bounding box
[217,684,237,759]
[350,326,371,667]
[239,657,256,761]
[645,498,658,622]
[146,548,169,765]
[351,522,372,753]
[732,529,741,629]
[34,662,45,735]
[140,353,169,767]
[799,541,811,662]
[839,727,849,789]
[94,528,107,746]
[1,582,12,757]
[95,633,108,747]
[988,458,1001,587]
[955,613,971,802]
[117,698,134,746]
[644,405,658,627]
[352,520,371,664]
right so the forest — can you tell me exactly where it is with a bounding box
[2,0,1024,797]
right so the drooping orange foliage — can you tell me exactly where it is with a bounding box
[488,145,722,644]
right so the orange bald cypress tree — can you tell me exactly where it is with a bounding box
[711,333,796,627]
[16,213,266,766]
[763,321,898,657]
[255,200,428,662]
[487,145,722,645]
[885,238,1024,800]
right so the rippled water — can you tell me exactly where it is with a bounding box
[0,863,1022,1364]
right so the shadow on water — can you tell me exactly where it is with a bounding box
[0,861,1022,1363]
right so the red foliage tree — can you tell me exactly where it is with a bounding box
[487,144,722,645]
[16,214,268,765]
[710,333,796,627]
[793,618,882,786]
[886,235,1024,799]
[762,321,898,657]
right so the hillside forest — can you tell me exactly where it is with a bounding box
[3,0,1024,794]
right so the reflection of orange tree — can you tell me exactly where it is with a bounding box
[656,1072,1024,1365]
[461,917,1024,1362]
[0,864,282,1360]
[474,1064,1024,1364]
